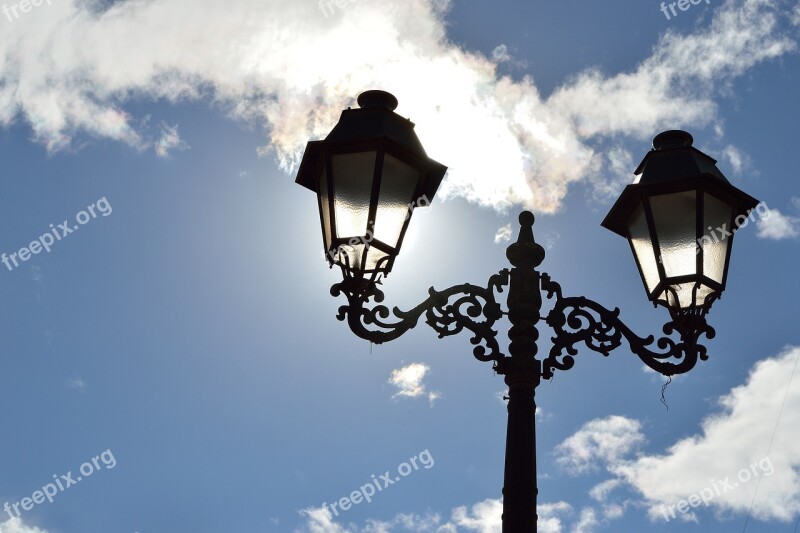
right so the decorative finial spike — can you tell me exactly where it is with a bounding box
[519,211,535,227]
[506,211,545,268]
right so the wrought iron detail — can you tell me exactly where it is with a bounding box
[328,213,717,380]
[541,273,715,378]
[331,269,510,362]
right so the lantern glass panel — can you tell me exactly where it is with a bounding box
[628,203,660,294]
[332,151,377,238]
[318,164,332,252]
[650,191,697,279]
[375,154,419,248]
[702,192,733,284]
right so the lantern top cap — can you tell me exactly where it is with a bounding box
[601,130,760,238]
[653,130,693,150]
[357,90,399,111]
[294,90,448,202]
[633,129,724,182]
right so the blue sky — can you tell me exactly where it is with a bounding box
[0,0,798,532]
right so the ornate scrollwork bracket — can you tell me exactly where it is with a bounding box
[330,269,510,363]
[327,212,717,383]
[541,273,716,379]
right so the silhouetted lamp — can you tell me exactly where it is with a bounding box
[295,94,760,532]
[295,90,447,283]
[602,130,758,314]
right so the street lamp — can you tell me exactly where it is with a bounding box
[602,130,758,314]
[295,90,446,291]
[296,92,759,532]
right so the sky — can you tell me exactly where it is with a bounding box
[0,0,798,532]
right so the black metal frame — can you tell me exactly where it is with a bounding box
[328,211,716,532]
[332,213,715,375]
[602,129,759,314]
[318,141,422,276]
[295,90,448,279]
[631,180,731,312]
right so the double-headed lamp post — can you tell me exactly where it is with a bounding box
[295,90,759,532]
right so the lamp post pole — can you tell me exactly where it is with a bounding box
[295,91,760,533]
[500,211,544,530]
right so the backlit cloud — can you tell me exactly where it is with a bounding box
[388,362,441,406]
[0,0,795,212]
[553,346,800,524]
[756,208,800,240]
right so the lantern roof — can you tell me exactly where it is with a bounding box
[602,130,759,237]
[633,131,727,184]
[295,90,446,201]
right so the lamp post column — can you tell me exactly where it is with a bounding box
[499,212,545,532]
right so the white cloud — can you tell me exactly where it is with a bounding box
[450,498,502,532]
[589,480,630,522]
[612,346,800,523]
[426,390,443,406]
[591,146,635,202]
[571,508,599,533]
[756,208,800,239]
[491,44,511,64]
[554,416,645,475]
[720,144,749,174]
[494,224,513,244]
[297,506,352,533]
[601,503,624,520]
[298,499,582,532]
[0,0,794,212]
[0,518,49,533]
[449,500,584,533]
[554,347,800,525]
[536,502,573,533]
[389,363,428,398]
[154,122,188,157]
[388,363,441,405]
[300,347,800,531]
[68,377,86,391]
[298,507,451,532]
[362,513,449,533]
[549,0,796,140]
[589,478,623,503]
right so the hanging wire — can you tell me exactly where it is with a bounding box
[660,375,672,411]
[741,348,800,532]
[793,514,800,533]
